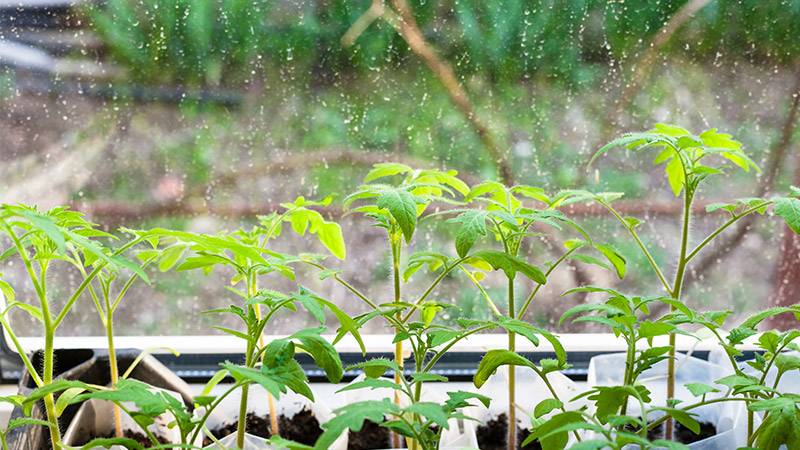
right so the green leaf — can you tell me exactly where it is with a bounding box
[638,321,675,344]
[525,411,584,450]
[775,353,800,375]
[55,387,86,417]
[315,399,400,450]
[534,399,563,419]
[474,349,535,388]
[291,329,343,383]
[0,278,15,302]
[376,189,418,243]
[451,210,488,258]
[78,437,144,450]
[223,356,313,401]
[651,440,690,450]
[754,402,800,450]
[347,358,400,378]
[406,402,449,428]
[594,243,626,279]
[665,154,686,196]
[471,250,546,283]
[684,383,719,397]
[158,245,186,272]
[657,407,700,435]
[363,163,413,182]
[19,209,66,253]
[315,221,346,260]
[410,373,448,383]
[774,197,800,234]
[335,378,401,393]
[267,436,313,450]
[212,326,253,343]
[291,289,327,324]
[5,417,53,432]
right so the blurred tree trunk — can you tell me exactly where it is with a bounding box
[770,145,800,330]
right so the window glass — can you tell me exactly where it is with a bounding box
[1,1,798,339]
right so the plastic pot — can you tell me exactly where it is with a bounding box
[198,384,346,450]
[587,352,747,448]
[334,374,479,450]
[7,349,193,450]
[463,366,583,449]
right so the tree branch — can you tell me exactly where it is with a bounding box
[686,69,800,284]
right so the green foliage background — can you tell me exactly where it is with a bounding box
[88,0,800,87]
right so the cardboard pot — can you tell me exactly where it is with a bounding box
[7,349,193,450]
[61,388,186,449]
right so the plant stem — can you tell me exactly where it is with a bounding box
[190,382,246,445]
[42,333,61,450]
[665,189,693,440]
[236,273,261,448]
[391,237,403,449]
[507,275,516,450]
[400,257,467,323]
[684,202,772,263]
[236,358,252,448]
[598,201,672,293]
[36,263,61,450]
[620,334,636,417]
[105,302,123,438]
[517,246,578,318]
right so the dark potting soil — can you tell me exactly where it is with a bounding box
[207,408,323,446]
[476,413,542,450]
[347,420,391,450]
[90,430,169,448]
[645,421,717,444]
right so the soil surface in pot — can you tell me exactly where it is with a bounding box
[347,419,393,450]
[476,413,542,450]
[347,420,440,449]
[84,430,169,447]
[207,408,323,446]
[645,421,717,444]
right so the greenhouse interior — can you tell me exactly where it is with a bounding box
[1,0,800,449]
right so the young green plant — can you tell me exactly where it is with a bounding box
[314,309,494,450]
[589,124,800,439]
[450,181,626,450]
[337,163,469,448]
[0,205,148,450]
[143,203,352,448]
[69,229,158,438]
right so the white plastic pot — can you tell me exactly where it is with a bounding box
[587,352,748,449]
[460,366,583,449]
[198,384,346,450]
[334,374,479,450]
[708,349,798,450]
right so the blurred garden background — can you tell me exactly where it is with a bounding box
[1,0,799,337]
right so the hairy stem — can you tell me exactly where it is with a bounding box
[105,302,123,438]
[598,201,671,293]
[237,272,264,447]
[507,276,516,450]
[391,236,404,449]
[43,325,61,450]
[665,189,693,440]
